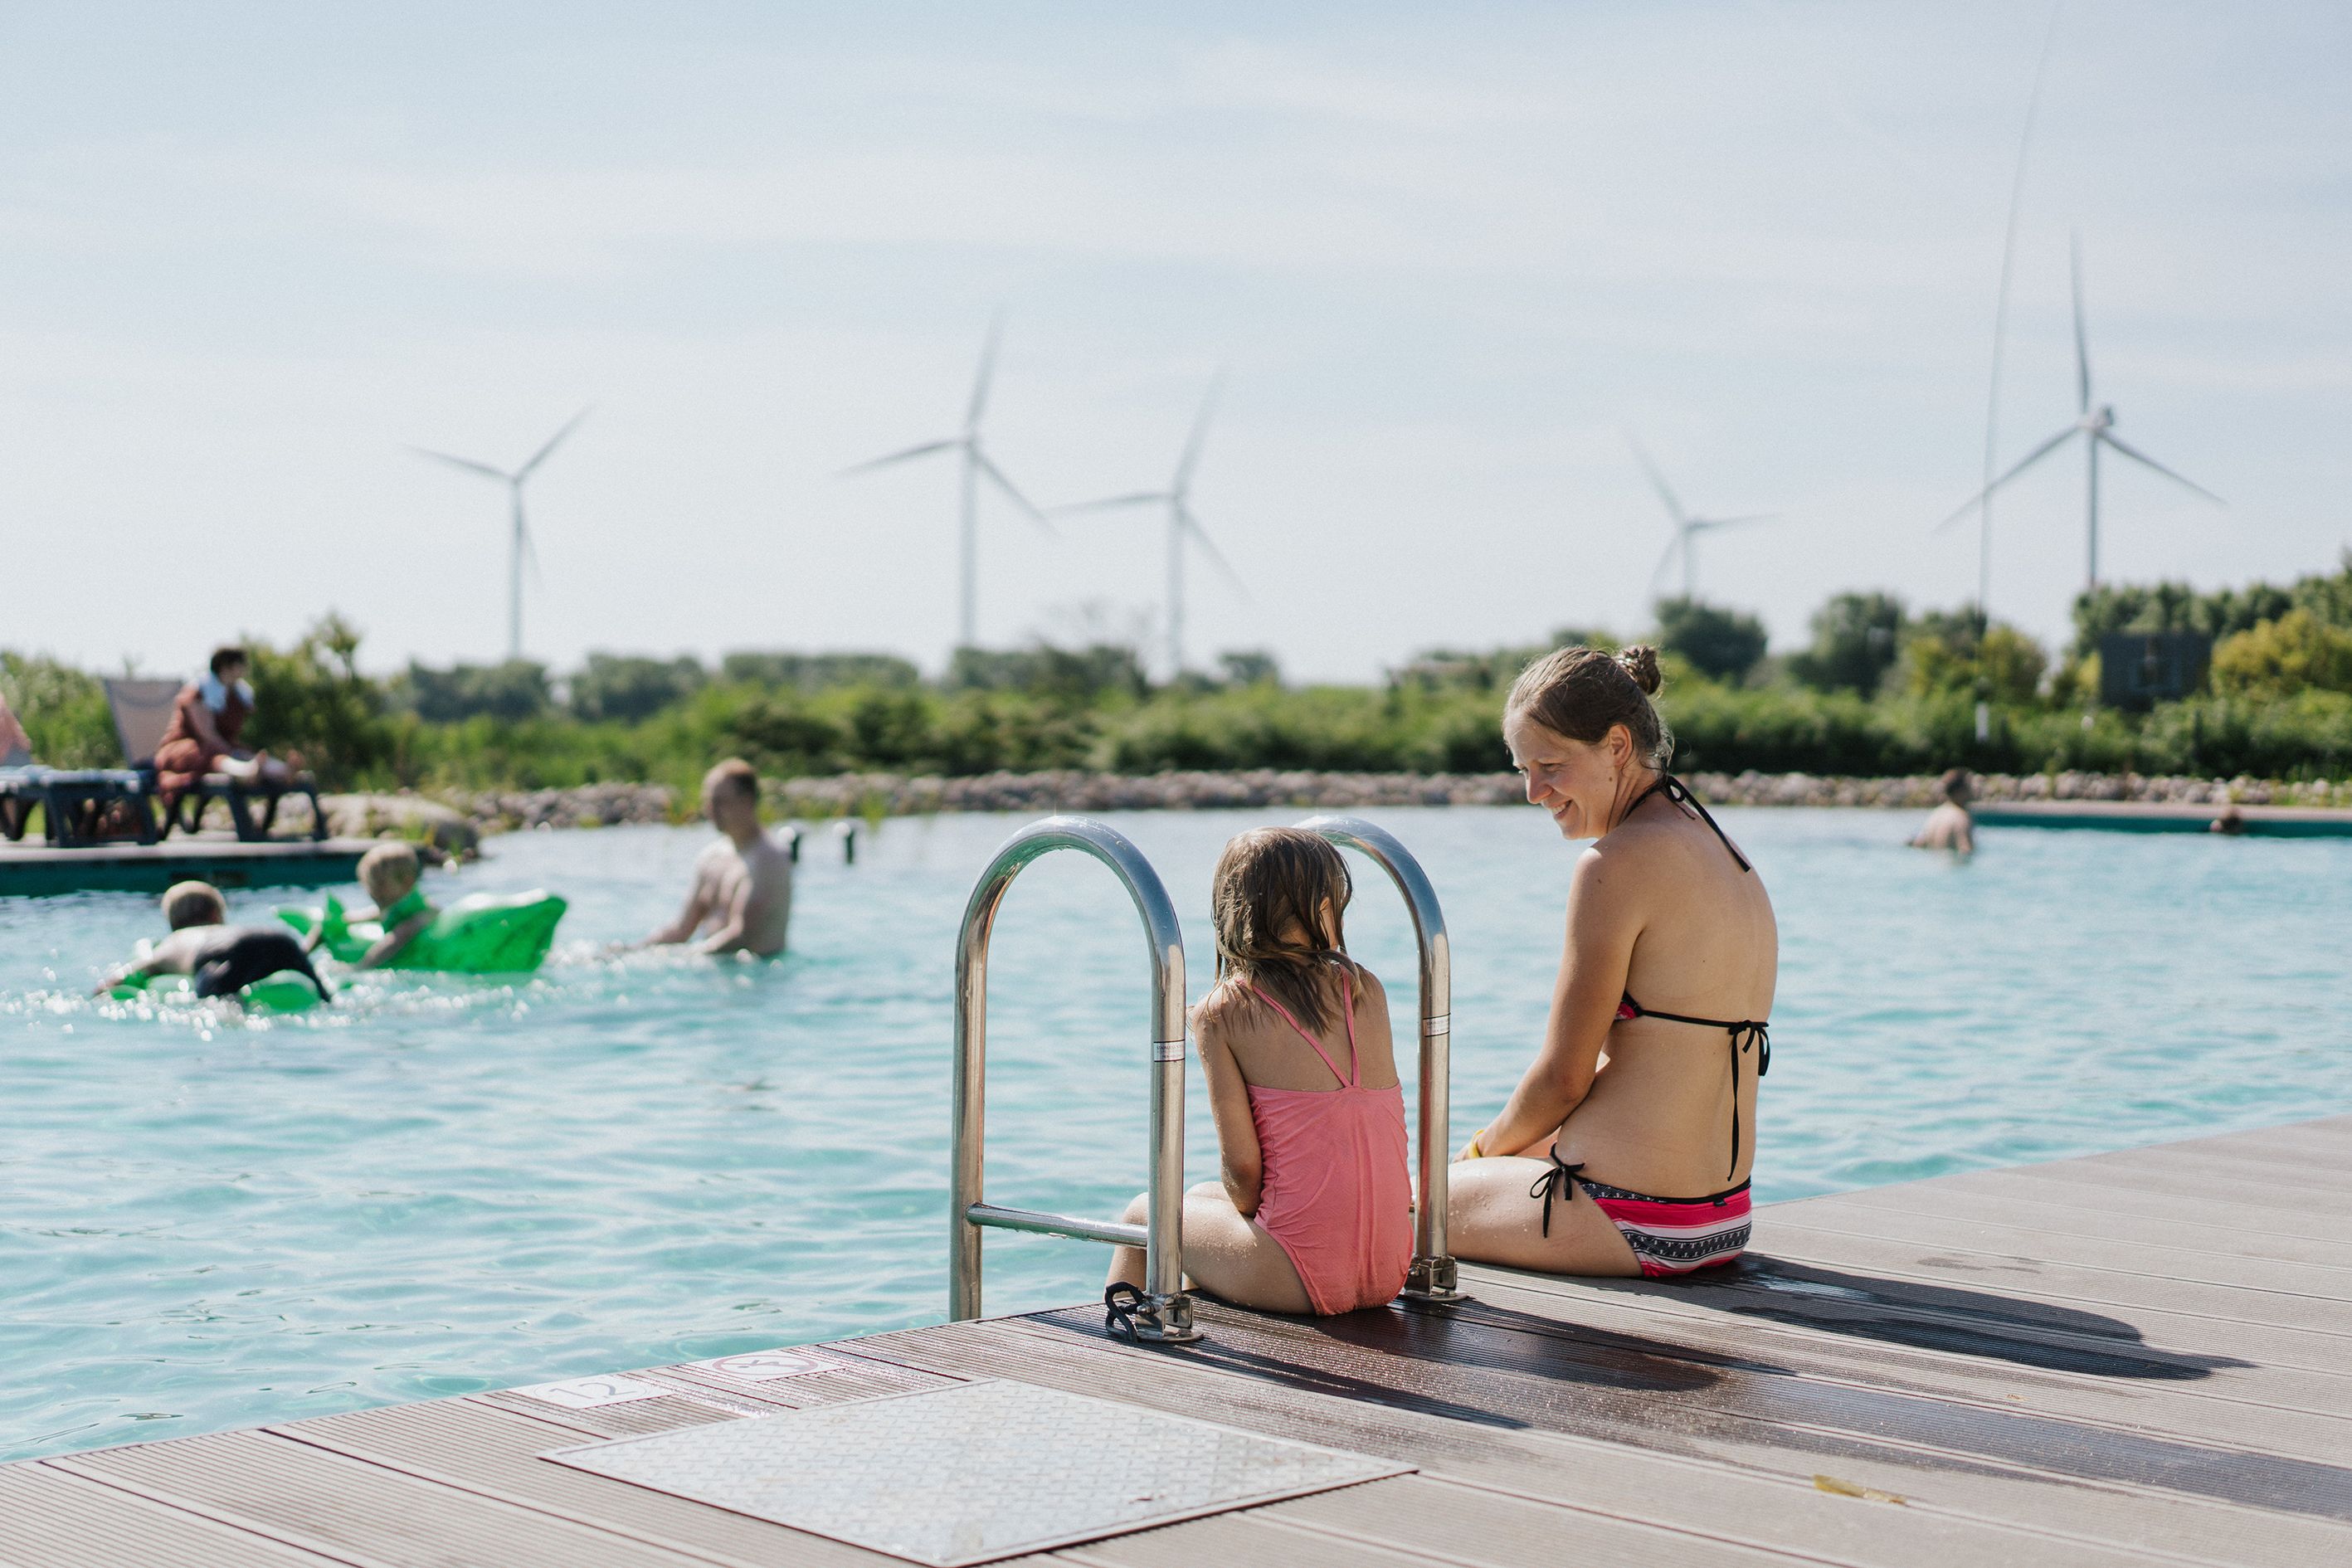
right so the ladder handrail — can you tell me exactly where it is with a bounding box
[949,815,1200,1342]
[1296,813,1462,1301]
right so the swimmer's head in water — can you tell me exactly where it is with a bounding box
[162,879,226,929]
[1940,767,1975,805]
[1210,827,1354,1035]
[1505,645,1673,839]
[358,842,421,908]
[703,757,760,828]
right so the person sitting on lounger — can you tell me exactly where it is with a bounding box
[641,759,793,957]
[97,879,334,1001]
[307,842,437,969]
[152,646,299,796]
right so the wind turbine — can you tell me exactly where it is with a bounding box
[843,314,1051,649]
[1939,235,2223,588]
[411,407,590,661]
[1053,376,1247,677]
[1628,435,1773,601]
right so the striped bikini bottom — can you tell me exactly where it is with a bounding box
[1531,1152,1752,1278]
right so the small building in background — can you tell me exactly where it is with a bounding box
[2100,631,2212,709]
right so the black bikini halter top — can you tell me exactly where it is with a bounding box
[1614,774,1772,1180]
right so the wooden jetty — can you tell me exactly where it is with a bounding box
[4,1112,2348,1566]
[1976,799,2352,836]
[0,836,371,897]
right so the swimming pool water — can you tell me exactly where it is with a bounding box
[3,806,2349,1460]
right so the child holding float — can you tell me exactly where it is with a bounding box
[280,841,568,973]
[1107,827,1413,1316]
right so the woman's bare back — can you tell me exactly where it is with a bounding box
[1551,793,1777,1193]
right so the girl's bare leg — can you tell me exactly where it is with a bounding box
[1445,1156,1643,1276]
[1104,1183,1314,1314]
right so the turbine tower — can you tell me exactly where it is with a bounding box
[1940,235,2223,588]
[1628,435,1773,601]
[1054,376,1246,677]
[411,407,590,661]
[843,314,1051,649]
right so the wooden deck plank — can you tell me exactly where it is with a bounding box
[1081,1303,2352,1555]
[1765,1200,2352,1298]
[2063,1141,2352,1196]
[0,1464,347,1568]
[1454,1268,2352,1447]
[842,1318,2298,1568]
[1939,1162,2352,1244]
[1752,1226,2352,1342]
[1819,1180,2352,1269]
[54,1429,729,1568]
[1472,1254,2352,1411]
[1254,1473,1829,1568]
[270,1393,1041,1568]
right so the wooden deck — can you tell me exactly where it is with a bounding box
[6,1113,2349,1566]
[0,835,370,897]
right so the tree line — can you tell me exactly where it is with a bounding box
[7,554,2350,793]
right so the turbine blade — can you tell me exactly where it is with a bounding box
[840,437,957,476]
[2096,431,2225,505]
[1624,432,1687,527]
[2072,231,2091,416]
[1689,513,1776,533]
[1650,536,1681,593]
[966,309,1006,432]
[521,520,545,588]
[1049,491,1168,515]
[411,447,510,483]
[1933,423,2079,532]
[519,405,592,480]
[974,448,1054,532]
[1174,372,1223,491]
[1181,508,1250,601]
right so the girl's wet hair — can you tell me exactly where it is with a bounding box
[1210,827,1356,1035]
[1506,644,1673,768]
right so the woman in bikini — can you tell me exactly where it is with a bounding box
[1448,645,1777,1278]
[1106,828,1413,1314]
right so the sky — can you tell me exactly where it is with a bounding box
[2,2,2347,683]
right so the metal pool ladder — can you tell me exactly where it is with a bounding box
[951,816,1199,1342]
[948,813,1463,1346]
[1298,813,1461,1303]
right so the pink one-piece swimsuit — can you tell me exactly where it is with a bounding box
[1241,971,1414,1315]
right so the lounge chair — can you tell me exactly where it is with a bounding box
[103,678,326,842]
[0,691,159,845]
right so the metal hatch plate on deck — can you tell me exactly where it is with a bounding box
[543,1376,1412,1566]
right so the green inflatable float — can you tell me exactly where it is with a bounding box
[277,888,568,973]
[110,971,325,1014]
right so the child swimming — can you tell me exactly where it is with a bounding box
[96,879,333,1001]
[309,842,436,969]
[1107,827,1413,1315]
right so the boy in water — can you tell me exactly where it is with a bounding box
[1910,767,1976,855]
[642,758,793,957]
[313,842,438,968]
[97,880,333,1001]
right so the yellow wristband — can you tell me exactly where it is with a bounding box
[1463,1127,1488,1159]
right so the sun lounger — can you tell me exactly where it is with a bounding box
[103,678,327,842]
[0,765,158,845]
[0,691,161,845]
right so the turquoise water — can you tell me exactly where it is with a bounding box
[4,806,2349,1461]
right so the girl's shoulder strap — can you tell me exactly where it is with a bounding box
[1239,979,1351,1088]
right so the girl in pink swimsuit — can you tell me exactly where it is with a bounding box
[1107,828,1414,1316]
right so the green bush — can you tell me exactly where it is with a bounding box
[0,652,119,767]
